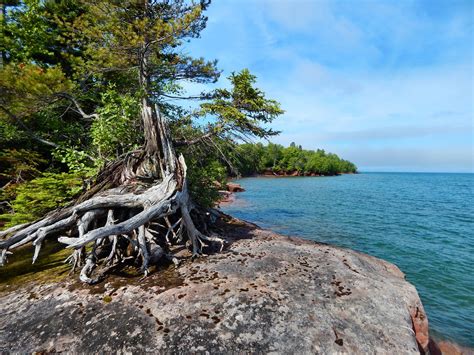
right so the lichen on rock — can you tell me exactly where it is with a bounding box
[0,218,431,353]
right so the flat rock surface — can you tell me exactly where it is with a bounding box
[0,218,427,353]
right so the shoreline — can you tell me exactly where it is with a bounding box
[234,171,358,179]
[219,173,357,205]
[1,210,473,352]
[0,216,443,352]
[218,191,474,353]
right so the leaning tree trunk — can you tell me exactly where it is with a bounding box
[0,100,223,284]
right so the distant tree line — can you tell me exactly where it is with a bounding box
[231,142,357,176]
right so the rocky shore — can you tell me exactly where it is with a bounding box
[217,182,245,206]
[0,215,444,353]
[259,169,358,177]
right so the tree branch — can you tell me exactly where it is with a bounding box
[55,93,99,121]
[0,105,96,162]
[0,105,61,149]
[173,131,214,147]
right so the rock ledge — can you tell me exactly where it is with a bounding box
[0,218,429,353]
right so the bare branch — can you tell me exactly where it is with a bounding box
[0,105,61,149]
[55,93,99,121]
[173,131,214,147]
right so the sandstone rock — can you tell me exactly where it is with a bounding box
[410,304,430,351]
[217,190,234,206]
[226,182,245,192]
[0,219,430,353]
[437,340,474,355]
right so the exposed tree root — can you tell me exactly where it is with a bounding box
[0,154,224,283]
[0,98,226,284]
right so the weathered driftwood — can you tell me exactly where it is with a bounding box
[0,106,223,284]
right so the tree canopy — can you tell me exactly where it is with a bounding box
[0,0,356,284]
[0,0,283,224]
[233,143,357,177]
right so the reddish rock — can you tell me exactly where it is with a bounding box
[437,340,474,355]
[217,190,234,206]
[428,338,442,355]
[409,304,430,353]
[226,182,245,193]
[0,218,434,353]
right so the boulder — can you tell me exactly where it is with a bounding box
[217,190,235,206]
[226,182,245,192]
[437,340,473,355]
[0,219,431,353]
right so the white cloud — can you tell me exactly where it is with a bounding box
[185,0,474,171]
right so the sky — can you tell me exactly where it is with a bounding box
[185,0,474,172]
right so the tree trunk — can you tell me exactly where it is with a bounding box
[0,53,223,284]
[0,105,223,282]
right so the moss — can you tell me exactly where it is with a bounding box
[0,240,71,293]
[0,243,185,295]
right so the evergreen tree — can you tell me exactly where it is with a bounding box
[0,0,283,283]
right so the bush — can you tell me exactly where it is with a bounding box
[0,173,83,228]
[187,158,227,208]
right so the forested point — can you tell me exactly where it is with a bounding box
[0,0,355,283]
[233,142,357,177]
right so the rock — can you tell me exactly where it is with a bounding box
[217,190,234,206]
[0,219,432,353]
[226,182,245,192]
[410,304,430,352]
[437,340,474,355]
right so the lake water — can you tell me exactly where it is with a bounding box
[221,173,474,347]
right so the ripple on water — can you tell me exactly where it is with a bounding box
[223,173,474,347]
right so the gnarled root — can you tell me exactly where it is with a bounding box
[0,155,224,283]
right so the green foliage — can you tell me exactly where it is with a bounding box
[0,149,46,183]
[91,87,141,160]
[51,147,95,176]
[0,172,83,227]
[198,69,283,139]
[180,135,228,208]
[1,0,88,75]
[187,158,227,208]
[231,142,266,176]
[233,143,357,176]
[0,120,23,143]
[64,0,218,88]
[1,0,54,63]
[0,63,73,120]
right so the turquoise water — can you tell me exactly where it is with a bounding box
[221,173,474,347]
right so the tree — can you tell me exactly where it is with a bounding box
[0,0,282,284]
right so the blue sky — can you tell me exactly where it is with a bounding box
[185,0,473,172]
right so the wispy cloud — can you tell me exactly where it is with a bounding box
[186,0,473,172]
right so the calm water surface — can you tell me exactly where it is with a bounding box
[221,173,474,346]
